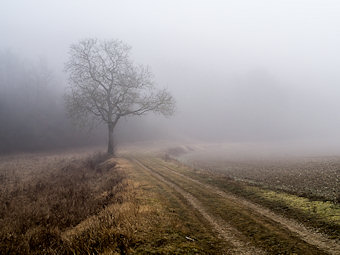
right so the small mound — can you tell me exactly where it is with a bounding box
[166,146,190,157]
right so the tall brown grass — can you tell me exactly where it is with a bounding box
[0,151,130,254]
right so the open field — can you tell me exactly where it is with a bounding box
[170,144,340,202]
[0,147,339,254]
[185,157,339,203]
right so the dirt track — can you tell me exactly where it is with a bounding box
[129,156,340,255]
[133,158,265,255]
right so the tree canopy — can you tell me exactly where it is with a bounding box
[65,38,175,154]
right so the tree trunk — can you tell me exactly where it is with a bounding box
[107,122,114,155]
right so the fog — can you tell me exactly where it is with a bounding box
[1,0,340,155]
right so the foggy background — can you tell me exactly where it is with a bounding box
[1,0,340,155]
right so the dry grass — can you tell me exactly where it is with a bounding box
[61,178,140,254]
[123,158,229,254]
[0,151,225,254]
[0,151,130,254]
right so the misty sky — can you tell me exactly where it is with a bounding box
[1,0,340,148]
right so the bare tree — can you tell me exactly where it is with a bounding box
[65,38,175,155]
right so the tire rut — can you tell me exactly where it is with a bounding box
[155,159,340,255]
[132,158,266,255]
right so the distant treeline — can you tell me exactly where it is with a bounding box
[0,51,103,154]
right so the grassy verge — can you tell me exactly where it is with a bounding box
[0,153,127,254]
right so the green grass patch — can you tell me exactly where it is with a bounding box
[248,186,340,225]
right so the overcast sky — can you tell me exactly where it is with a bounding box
[2,0,340,150]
